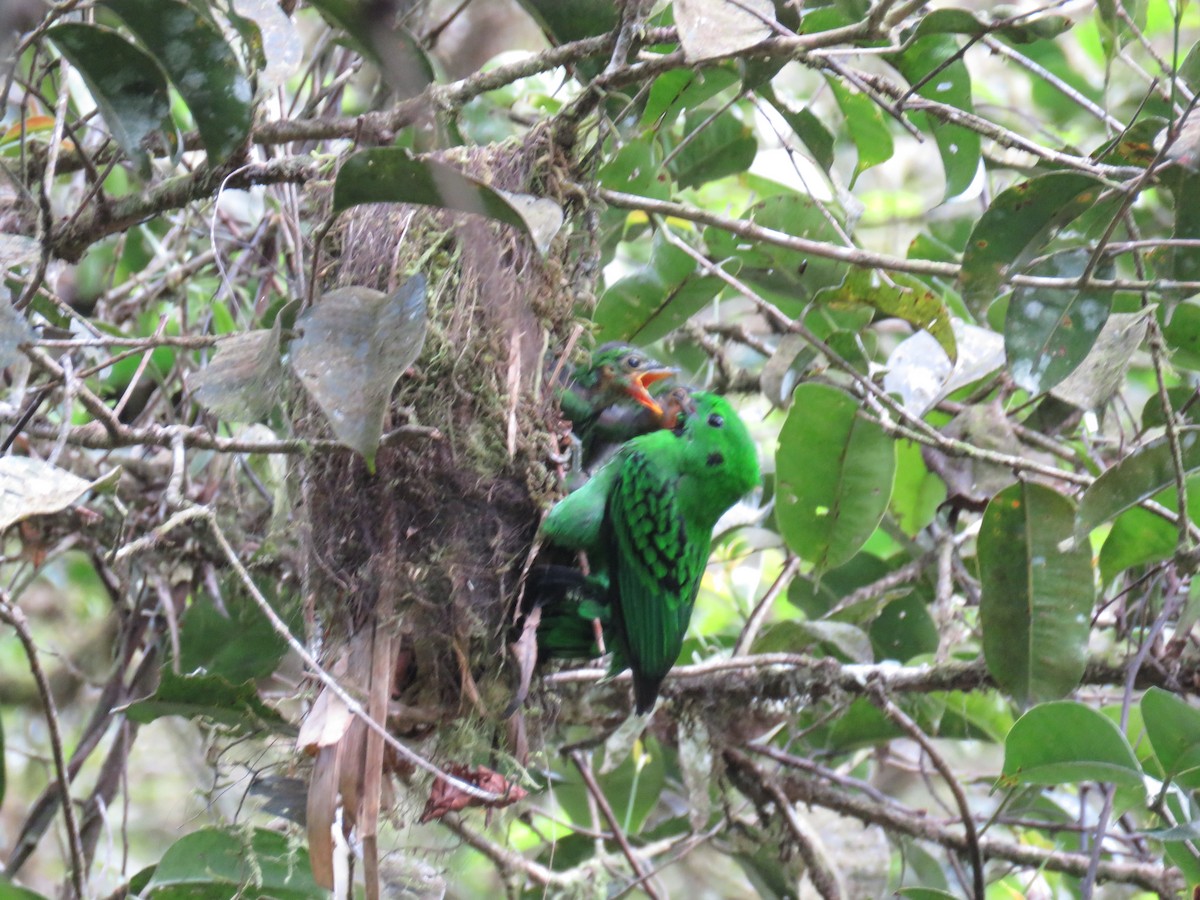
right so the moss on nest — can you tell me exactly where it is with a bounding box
[299,128,584,728]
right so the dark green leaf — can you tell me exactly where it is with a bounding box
[512,0,618,45]
[306,0,433,98]
[776,383,896,574]
[0,880,49,900]
[1163,300,1200,370]
[126,670,287,732]
[888,35,980,200]
[144,827,323,899]
[959,173,1103,314]
[102,0,252,163]
[763,85,835,173]
[1001,701,1144,796]
[1143,687,1200,789]
[599,137,673,200]
[1076,428,1200,537]
[1005,249,1112,395]
[979,483,1094,704]
[47,23,173,175]
[290,276,427,470]
[869,593,938,663]
[334,149,555,249]
[896,889,960,899]
[668,109,757,190]
[752,619,873,662]
[828,78,893,184]
[641,67,740,130]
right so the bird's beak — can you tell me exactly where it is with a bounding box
[629,368,675,416]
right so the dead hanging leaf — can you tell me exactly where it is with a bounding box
[495,190,564,255]
[884,319,1005,416]
[289,274,427,470]
[191,312,288,422]
[417,765,527,824]
[675,0,775,62]
[1050,310,1150,410]
[0,457,118,533]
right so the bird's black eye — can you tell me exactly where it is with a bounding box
[707,452,724,467]
[626,355,642,369]
[708,413,724,428]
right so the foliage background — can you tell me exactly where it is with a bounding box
[2,0,1200,898]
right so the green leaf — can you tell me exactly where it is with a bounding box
[126,669,287,732]
[1098,505,1175,584]
[333,149,559,251]
[887,34,980,200]
[144,827,323,899]
[828,78,894,185]
[179,586,293,684]
[598,137,672,200]
[775,383,896,574]
[47,23,173,175]
[1163,299,1200,370]
[1143,687,1200,789]
[0,880,49,900]
[101,0,253,163]
[512,0,619,45]
[553,737,665,834]
[959,173,1103,314]
[668,108,757,190]
[675,0,774,62]
[1076,428,1200,537]
[1001,701,1144,799]
[1004,249,1112,395]
[816,270,956,361]
[869,594,938,663]
[305,0,433,98]
[704,194,848,309]
[190,318,285,423]
[761,84,834,173]
[641,67,740,130]
[752,619,874,663]
[896,889,960,899]
[979,483,1094,705]
[595,229,725,344]
[890,439,945,537]
[289,276,427,470]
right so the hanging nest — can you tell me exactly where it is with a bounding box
[293,127,587,881]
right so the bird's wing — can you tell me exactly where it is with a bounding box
[541,454,622,551]
[608,447,707,693]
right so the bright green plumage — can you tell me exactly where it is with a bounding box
[541,391,760,713]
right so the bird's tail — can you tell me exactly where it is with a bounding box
[523,565,609,660]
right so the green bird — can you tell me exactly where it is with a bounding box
[557,343,676,470]
[541,391,760,713]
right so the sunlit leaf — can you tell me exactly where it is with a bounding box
[334,149,560,251]
[828,78,894,184]
[979,482,1094,705]
[675,0,774,62]
[818,270,956,360]
[0,458,118,533]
